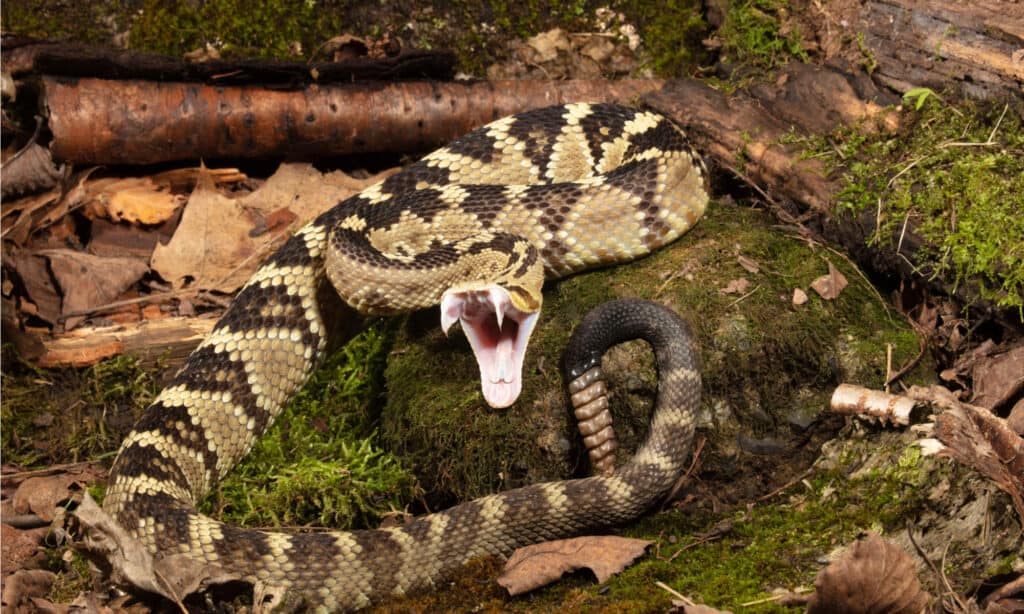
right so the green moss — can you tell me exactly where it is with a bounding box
[0,347,160,468]
[375,434,952,613]
[207,324,419,529]
[129,0,344,59]
[719,0,807,70]
[818,99,1024,313]
[0,1,130,45]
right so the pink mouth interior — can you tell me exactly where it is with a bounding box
[441,287,540,408]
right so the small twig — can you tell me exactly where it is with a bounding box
[655,580,693,605]
[756,468,813,503]
[885,343,893,394]
[1,460,104,482]
[740,588,812,607]
[726,284,760,309]
[665,436,705,504]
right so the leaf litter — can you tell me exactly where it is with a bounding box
[497,535,651,596]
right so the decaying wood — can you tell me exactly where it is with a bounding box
[2,38,456,85]
[838,0,1024,99]
[43,78,665,165]
[35,316,216,369]
[643,62,892,220]
[830,383,917,426]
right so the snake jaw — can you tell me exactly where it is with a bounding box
[440,286,540,409]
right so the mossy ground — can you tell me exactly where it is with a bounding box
[382,200,928,508]
[3,0,714,78]
[798,96,1024,314]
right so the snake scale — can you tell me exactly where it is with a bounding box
[103,103,709,611]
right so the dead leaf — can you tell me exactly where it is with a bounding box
[81,177,185,225]
[11,468,102,522]
[720,278,751,295]
[792,288,808,306]
[6,251,62,324]
[44,249,149,330]
[806,532,930,614]
[970,342,1024,411]
[151,163,393,293]
[497,535,650,595]
[1,188,62,246]
[1,524,49,572]
[809,260,848,300]
[74,494,246,607]
[737,254,760,274]
[0,143,63,200]
[1,569,56,613]
[526,28,571,63]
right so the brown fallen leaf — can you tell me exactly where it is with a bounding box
[151,163,395,293]
[10,467,104,522]
[497,535,650,596]
[1,523,50,572]
[43,249,149,331]
[737,254,760,274]
[80,177,186,225]
[909,385,1024,525]
[809,260,848,300]
[6,251,62,325]
[75,494,249,608]
[806,532,930,614]
[970,342,1024,411]
[720,278,751,295]
[792,288,808,306]
[0,569,56,614]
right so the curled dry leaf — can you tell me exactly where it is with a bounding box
[738,254,760,274]
[497,535,651,596]
[45,249,149,330]
[0,143,63,200]
[11,468,102,522]
[151,163,394,293]
[807,532,929,614]
[75,494,246,607]
[0,569,56,613]
[809,260,848,300]
[720,278,751,295]
[80,177,186,225]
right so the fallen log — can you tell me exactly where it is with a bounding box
[2,37,456,84]
[33,316,216,369]
[43,78,665,165]
[818,0,1023,99]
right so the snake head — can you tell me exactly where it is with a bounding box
[441,285,541,408]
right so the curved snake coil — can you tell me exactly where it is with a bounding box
[103,103,708,611]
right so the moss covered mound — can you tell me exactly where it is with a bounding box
[380,201,931,509]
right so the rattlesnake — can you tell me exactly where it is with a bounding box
[102,102,709,610]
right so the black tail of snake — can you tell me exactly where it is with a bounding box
[101,103,708,611]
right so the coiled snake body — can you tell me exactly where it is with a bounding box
[103,103,708,610]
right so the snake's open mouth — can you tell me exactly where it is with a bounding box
[441,286,540,409]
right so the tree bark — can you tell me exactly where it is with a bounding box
[817,0,1023,99]
[43,78,665,165]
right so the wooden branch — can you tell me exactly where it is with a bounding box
[859,0,1024,99]
[43,78,665,165]
[3,38,456,84]
[35,316,216,369]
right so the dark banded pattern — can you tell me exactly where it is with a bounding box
[103,104,708,611]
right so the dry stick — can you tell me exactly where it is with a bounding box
[739,588,812,607]
[755,468,814,503]
[906,522,969,613]
[664,436,706,505]
[654,580,694,606]
[1,459,104,481]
